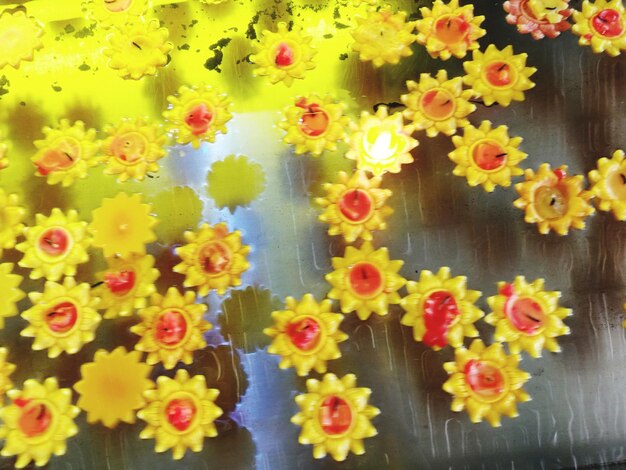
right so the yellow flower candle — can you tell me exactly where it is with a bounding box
[291,373,380,461]
[0,348,15,398]
[0,10,44,70]
[130,287,211,369]
[504,0,572,40]
[572,0,626,57]
[449,120,528,192]
[485,277,571,358]
[514,164,595,235]
[400,267,484,350]
[137,369,223,460]
[443,340,531,427]
[0,190,26,258]
[401,70,476,138]
[0,263,25,329]
[588,149,626,220]
[326,242,406,321]
[86,0,150,29]
[0,377,80,468]
[263,294,348,376]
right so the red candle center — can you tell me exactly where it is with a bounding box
[296,100,329,137]
[104,269,136,297]
[534,185,569,220]
[339,189,373,223]
[38,228,70,257]
[45,301,78,334]
[274,42,295,67]
[505,296,546,334]
[484,61,514,87]
[592,9,624,37]
[422,290,460,348]
[349,262,383,298]
[155,310,188,346]
[16,400,52,438]
[464,360,506,400]
[472,140,508,171]
[286,316,321,352]
[185,103,214,136]
[35,140,80,175]
[434,15,470,44]
[111,132,147,164]
[103,0,132,13]
[166,398,197,432]
[198,241,231,276]
[318,396,352,435]
[421,89,455,121]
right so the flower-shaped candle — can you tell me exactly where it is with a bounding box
[0,378,80,468]
[291,373,380,461]
[486,277,571,358]
[250,22,316,87]
[0,190,25,258]
[326,242,406,321]
[32,120,99,187]
[449,121,528,192]
[443,340,531,427]
[163,83,233,149]
[130,287,211,369]
[504,0,572,39]
[400,267,484,350]
[86,0,150,29]
[351,7,416,67]
[0,10,44,70]
[572,0,626,56]
[463,45,537,107]
[0,263,25,329]
[74,347,152,428]
[514,164,595,235]
[588,149,626,220]
[264,294,348,376]
[401,70,476,138]
[174,222,250,296]
[415,0,486,60]
[17,208,91,281]
[346,106,417,175]
[315,170,393,243]
[137,369,223,460]
[0,348,15,397]
[104,20,173,80]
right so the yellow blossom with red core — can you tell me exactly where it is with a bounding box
[0,348,15,398]
[0,190,26,258]
[504,0,573,40]
[0,10,43,70]
[588,149,626,220]
[514,164,595,235]
[0,263,25,329]
[85,0,151,29]
[572,0,626,57]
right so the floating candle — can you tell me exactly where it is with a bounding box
[504,0,572,39]
[0,264,25,329]
[588,149,626,220]
[0,10,44,70]
[86,0,150,28]
[0,190,26,258]
[572,0,626,56]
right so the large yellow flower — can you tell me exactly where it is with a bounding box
[32,119,100,187]
[21,277,102,358]
[174,223,250,296]
[0,348,15,398]
[402,70,476,138]
[85,0,151,29]
[101,118,169,182]
[163,83,233,149]
[74,347,152,428]
[0,190,25,258]
[0,10,44,70]
[514,164,595,235]
[504,0,573,40]
[588,149,626,220]
[350,7,416,67]
[130,287,211,369]
[291,373,380,462]
[416,0,486,60]
[17,208,91,281]
[250,22,316,87]
[442,340,531,427]
[264,294,348,376]
[315,170,393,243]
[137,369,223,460]
[346,106,418,175]
[572,0,626,57]
[0,377,80,468]
[0,263,25,329]
[326,242,406,321]
[400,267,483,350]
[449,120,528,192]
[90,192,158,257]
[485,277,571,358]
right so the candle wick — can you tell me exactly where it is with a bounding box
[353,189,360,202]
[621,174,626,185]
[549,196,557,206]
[132,41,142,50]
[63,152,73,161]
[442,296,451,305]
[441,99,451,106]
[527,313,542,323]
[447,19,451,28]
[36,405,47,421]
[495,153,507,158]
[91,281,104,288]
[497,63,507,72]
[597,16,608,23]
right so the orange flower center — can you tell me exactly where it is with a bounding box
[35,138,80,175]
[274,42,295,67]
[349,262,383,298]
[286,316,321,351]
[434,15,470,44]
[45,301,78,334]
[423,290,459,348]
[505,294,546,334]
[484,61,516,88]
[38,227,70,257]
[104,269,136,297]
[339,189,373,223]
[296,99,329,137]
[420,89,455,121]
[464,360,506,401]
[15,399,52,438]
[111,132,148,164]
[198,241,232,276]
[592,9,624,38]
[185,102,214,136]
[318,395,352,435]
[155,310,188,346]
[472,140,508,171]
[165,398,197,432]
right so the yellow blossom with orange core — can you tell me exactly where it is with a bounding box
[572,0,626,57]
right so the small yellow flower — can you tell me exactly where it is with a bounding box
[315,170,393,243]
[0,10,44,70]
[17,208,91,281]
[250,22,316,87]
[449,120,528,192]
[572,0,626,57]
[130,287,211,369]
[291,373,380,462]
[163,83,233,149]
[443,340,531,427]
[416,0,486,60]
[263,294,348,376]
[514,164,595,235]
[588,149,626,220]
[31,119,100,187]
[346,106,418,175]
[0,348,15,398]
[0,190,26,258]
[0,263,25,329]
[0,377,80,468]
[89,192,158,257]
[350,7,416,67]
[174,223,250,296]
[326,242,406,321]
[85,0,151,29]
[137,369,223,460]
[401,69,476,138]
[74,347,152,428]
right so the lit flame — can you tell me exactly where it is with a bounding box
[367,131,395,162]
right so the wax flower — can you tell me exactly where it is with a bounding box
[400,267,483,350]
[514,164,595,235]
[401,70,476,138]
[291,373,380,462]
[137,369,222,460]
[443,340,531,427]
[0,348,14,398]
[416,0,486,60]
[0,10,44,70]
[572,0,626,57]
[449,120,528,192]
[0,378,80,468]
[264,294,348,376]
[504,0,572,40]
[588,149,626,220]
[86,0,150,29]
[0,264,25,329]
[0,190,26,258]
[250,22,316,87]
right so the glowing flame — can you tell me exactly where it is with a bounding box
[367,131,395,162]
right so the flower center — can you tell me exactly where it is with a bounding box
[534,185,569,220]
[607,169,626,201]
[505,295,546,334]
[103,0,133,13]
[198,241,231,276]
[363,128,403,164]
[37,228,71,258]
[45,301,78,334]
[15,399,52,438]
[472,140,508,171]
[165,398,197,432]
[155,310,188,346]
[35,138,80,176]
[422,290,460,348]
[592,9,624,38]
[296,100,329,137]
[111,132,148,164]
[274,42,295,67]
[464,360,507,401]
[184,102,214,136]
[484,61,517,88]
[318,395,352,435]
[420,88,456,121]
[349,262,383,298]
[104,269,136,297]
[286,316,321,352]
[434,15,470,44]
[339,189,374,223]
